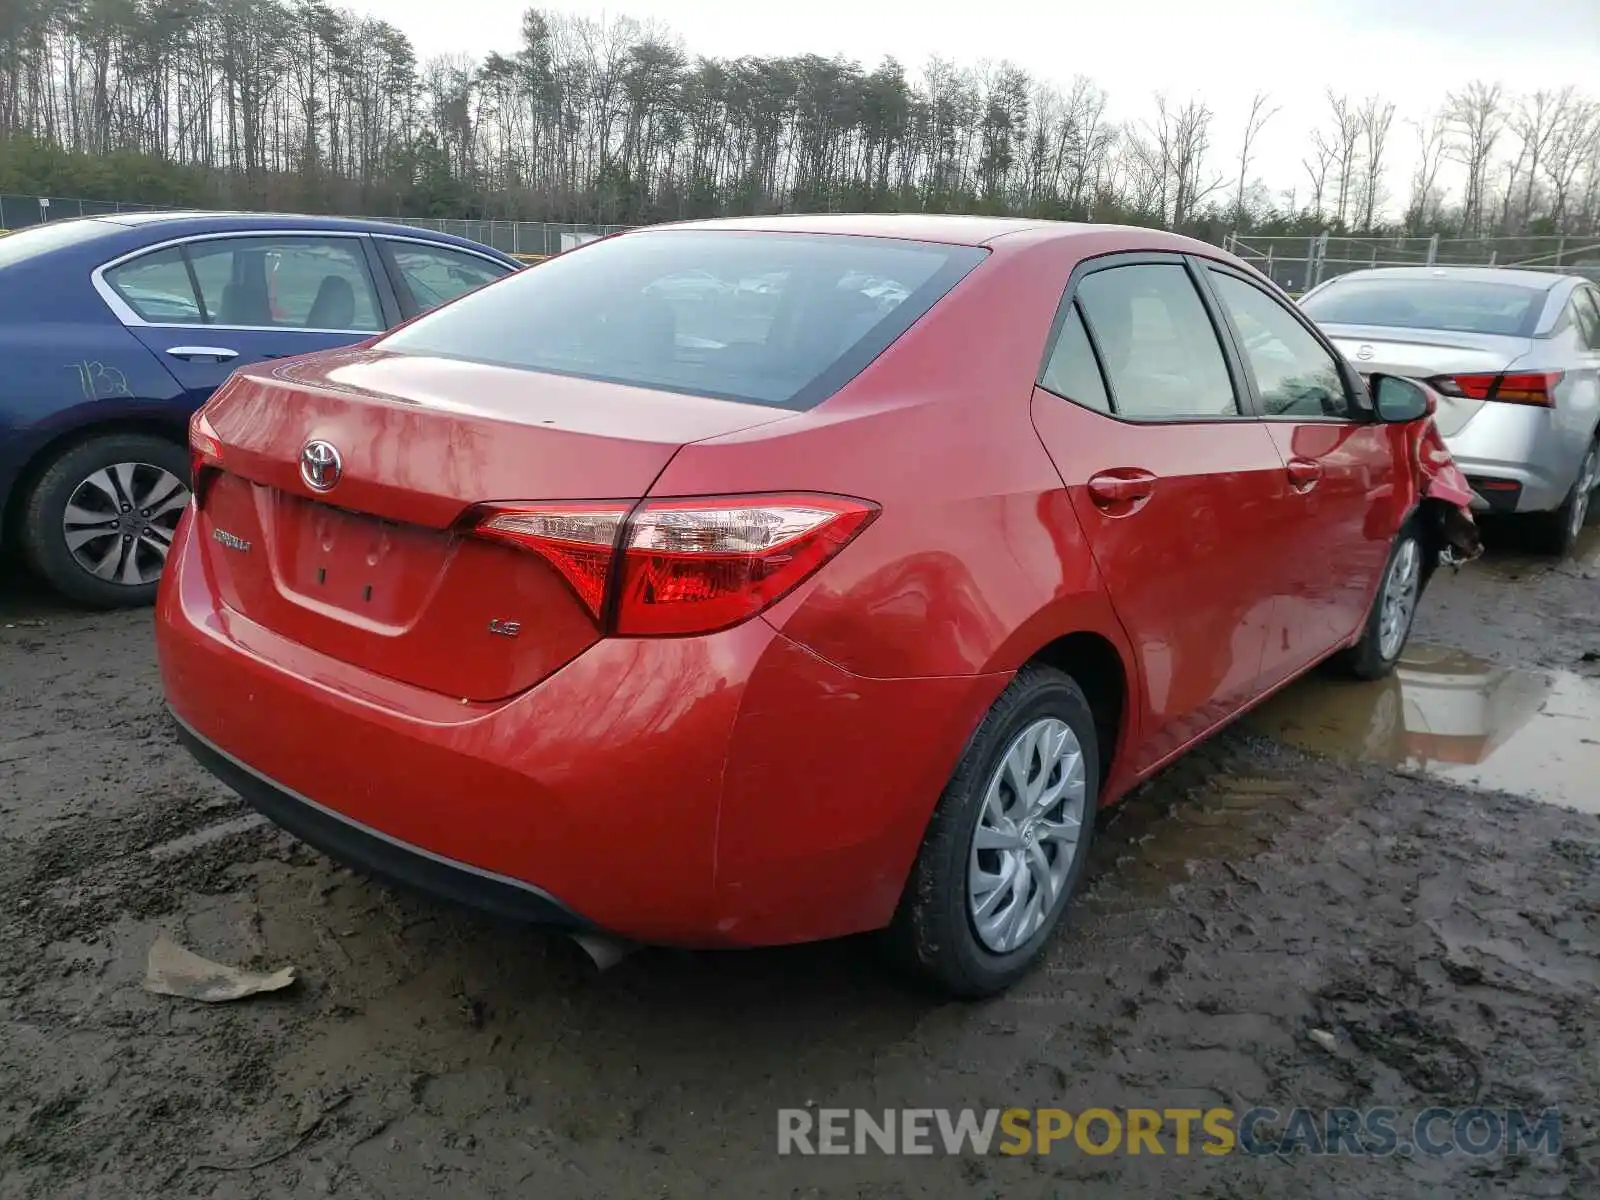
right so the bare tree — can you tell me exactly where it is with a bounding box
[1356,95,1396,229]
[1146,94,1225,227]
[1302,132,1336,219]
[1510,88,1571,226]
[1231,89,1278,229]
[1445,81,1505,236]
[1406,112,1449,229]
[1323,91,1363,226]
[1543,98,1597,229]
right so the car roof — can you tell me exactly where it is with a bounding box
[1323,265,1575,291]
[638,212,1207,251]
[9,211,517,262]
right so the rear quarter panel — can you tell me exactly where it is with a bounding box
[0,318,188,530]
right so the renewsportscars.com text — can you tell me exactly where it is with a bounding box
[777,1106,1563,1158]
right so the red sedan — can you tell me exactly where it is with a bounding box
[156,215,1457,997]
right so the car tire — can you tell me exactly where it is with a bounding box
[1330,520,1426,681]
[20,432,191,609]
[887,663,1099,999]
[1524,440,1598,557]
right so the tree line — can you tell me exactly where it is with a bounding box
[2,0,1598,243]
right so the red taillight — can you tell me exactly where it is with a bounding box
[188,409,224,507]
[471,502,631,619]
[467,493,879,637]
[1431,371,1563,407]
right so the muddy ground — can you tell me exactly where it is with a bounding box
[2,530,1599,1200]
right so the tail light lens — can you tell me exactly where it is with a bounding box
[188,409,224,508]
[467,493,878,637]
[471,502,631,619]
[1430,371,1563,407]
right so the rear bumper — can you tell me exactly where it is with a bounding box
[1445,405,1589,514]
[155,509,1006,948]
[171,711,586,928]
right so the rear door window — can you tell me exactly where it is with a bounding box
[1074,263,1239,419]
[184,235,384,331]
[377,230,987,410]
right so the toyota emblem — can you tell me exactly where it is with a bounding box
[1356,344,1375,361]
[299,440,342,492]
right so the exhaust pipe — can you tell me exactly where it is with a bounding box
[569,931,638,971]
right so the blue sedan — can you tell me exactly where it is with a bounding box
[0,212,520,606]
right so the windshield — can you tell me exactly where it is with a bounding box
[1301,276,1548,337]
[0,219,116,269]
[379,230,987,410]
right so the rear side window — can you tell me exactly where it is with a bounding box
[1300,277,1547,337]
[104,246,203,323]
[1571,288,1600,350]
[1039,303,1111,414]
[1075,264,1238,419]
[378,231,988,410]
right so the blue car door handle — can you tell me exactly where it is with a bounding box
[166,345,239,362]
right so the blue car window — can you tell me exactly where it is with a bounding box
[185,236,383,332]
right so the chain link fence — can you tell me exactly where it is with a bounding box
[6,193,1599,282]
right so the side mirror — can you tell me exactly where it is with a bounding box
[1369,374,1434,423]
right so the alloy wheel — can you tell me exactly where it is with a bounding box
[61,462,190,587]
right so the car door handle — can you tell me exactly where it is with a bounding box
[1286,458,1323,490]
[1087,471,1157,507]
[166,345,239,362]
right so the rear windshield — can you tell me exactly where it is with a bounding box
[378,230,987,409]
[0,219,114,269]
[1300,276,1548,337]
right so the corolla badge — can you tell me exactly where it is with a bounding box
[299,439,343,492]
[1356,344,1375,361]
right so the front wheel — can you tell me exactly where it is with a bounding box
[887,664,1098,998]
[1330,522,1425,681]
[20,433,191,609]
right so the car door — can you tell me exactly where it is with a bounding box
[1029,254,1291,774]
[99,232,389,406]
[1197,261,1404,681]
[374,238,516,320]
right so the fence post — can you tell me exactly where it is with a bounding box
[1556,235,1566,267]
[1310,233,1329,289]
[1426,234,1438,265]
[1264,245,1274,281]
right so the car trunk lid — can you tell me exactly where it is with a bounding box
[1319,323,1533,437]
[193,347,794,700]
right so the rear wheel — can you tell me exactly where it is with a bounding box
[1331,521,1425,681]
[1523,440,1598,557]
[20,433,191,609]
[887,664,1097,998]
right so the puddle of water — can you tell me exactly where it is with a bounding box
[1246,643,1600,815]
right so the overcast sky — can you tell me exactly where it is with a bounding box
[358,0,1600,211]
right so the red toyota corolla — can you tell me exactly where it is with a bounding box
[156,215,1460,996]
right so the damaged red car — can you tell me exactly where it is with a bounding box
[155,216,1476,997]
